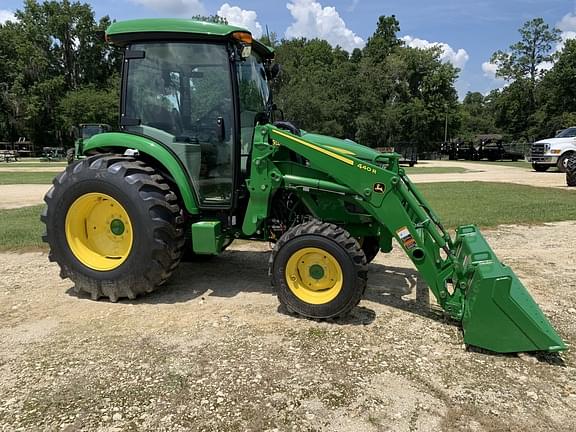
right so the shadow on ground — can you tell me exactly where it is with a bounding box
[70,249,441,323]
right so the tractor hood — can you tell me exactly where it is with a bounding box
[301,133,382,162]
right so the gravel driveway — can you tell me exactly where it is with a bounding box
[1,222,574,431]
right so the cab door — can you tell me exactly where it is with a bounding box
[122,42,237,208]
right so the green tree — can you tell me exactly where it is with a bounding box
[534,39,576,138]
[0,0,120,145]
[488,18,560,140]
[272,38,359,138]
[458,92,498,139]
[363,15,402,63]
[356,17,459,148]
[491,18,560,85]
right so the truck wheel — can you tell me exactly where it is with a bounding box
[532,163,549,172]
[270,220,367,319]
[567,155,576,187]
[557,153,574,172]
[41,154,184,302]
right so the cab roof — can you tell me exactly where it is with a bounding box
[106,18,274,58]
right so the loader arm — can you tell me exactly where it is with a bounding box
[250,124,566,353]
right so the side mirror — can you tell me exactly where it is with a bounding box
[271,104,284,122]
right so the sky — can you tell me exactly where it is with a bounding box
[1,0,576,98]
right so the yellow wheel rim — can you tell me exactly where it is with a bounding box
[285,247,343,305]
[65,193,133,271]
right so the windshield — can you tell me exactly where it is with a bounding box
[555,127,576,138]
[236,52,270,169]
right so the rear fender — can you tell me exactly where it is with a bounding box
[83,132,199,214]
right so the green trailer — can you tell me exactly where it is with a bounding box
[42,18,566,354]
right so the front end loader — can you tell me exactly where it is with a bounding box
[42,18,566,354]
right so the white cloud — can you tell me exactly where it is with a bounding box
[480,61,506,93]
[130,0,206,17]
[347,0,360,12]
[401,35,469,69]
[481,61,498,79]
[217,3,262,38]
[556,12,576,51]
[285,0,364,52]
[0,10,15,24]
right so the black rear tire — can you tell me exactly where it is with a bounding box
[270,220,367,319]
[42,154,185,302]
[532,163,550,172]
[567,155,576,187]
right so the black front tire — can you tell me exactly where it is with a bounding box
[567,155,576,187]
[558,153,574,173]
[42,154,185,302]
[532,163,550,172]
[270,220,367,319]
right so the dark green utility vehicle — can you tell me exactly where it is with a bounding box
[42,19,566,354]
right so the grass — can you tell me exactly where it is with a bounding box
[0,205,46,251]
[465,160,532,169]
[4,162,67,168]
[1,182,575,252]
[419,181,576,228]
[404,166,467,175]
[0,172,57,184]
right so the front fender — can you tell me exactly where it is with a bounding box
[83,132,199,214]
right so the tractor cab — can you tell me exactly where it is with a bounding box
[106,19,275,208]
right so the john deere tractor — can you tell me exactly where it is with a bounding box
[42,19,566,354]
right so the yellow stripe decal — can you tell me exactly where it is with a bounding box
[273,129,355,165]
[324,145,356,156]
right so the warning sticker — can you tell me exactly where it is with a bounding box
[396,226,417,250]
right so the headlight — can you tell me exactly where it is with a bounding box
[545,143,551,151]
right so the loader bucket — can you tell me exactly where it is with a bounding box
[454,225,566,353]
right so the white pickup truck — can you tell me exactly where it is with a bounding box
[528,127,576,172]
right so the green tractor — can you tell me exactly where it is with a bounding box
[68,123,111,164]
[42,19,566,354]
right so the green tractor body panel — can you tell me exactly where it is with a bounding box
[83,132,200,214]
[192,221,223,255]
[301,133,382,162]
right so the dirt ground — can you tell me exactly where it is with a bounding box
[0,184,52,210]
[0,222,575,431]
[412,161,572,189]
